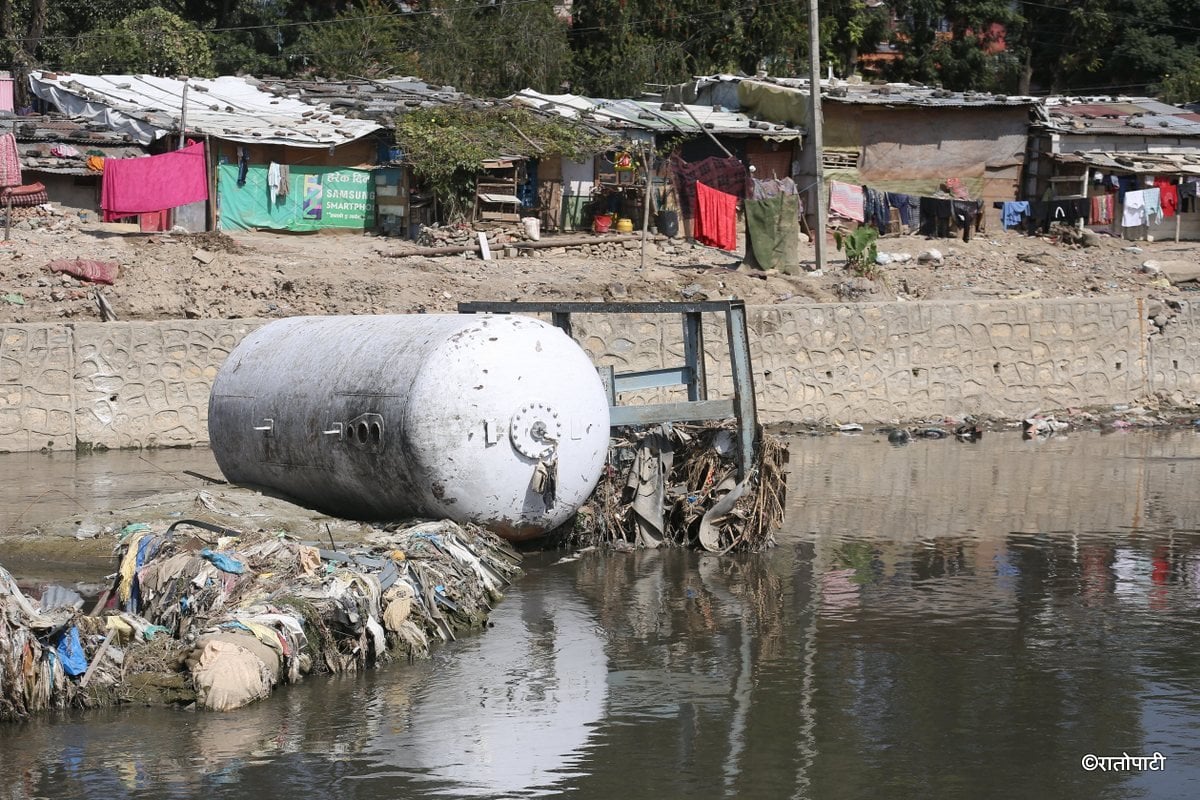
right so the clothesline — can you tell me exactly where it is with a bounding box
[1000,173,1200,233]
[828,178,982,241]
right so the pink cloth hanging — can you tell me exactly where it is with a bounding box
[101,141,209,221]
[0,133,22,187]
[828,180,864,222]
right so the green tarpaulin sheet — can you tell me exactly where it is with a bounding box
[738,81,810,128]
[744,193,800,274]
[218,164,376,232]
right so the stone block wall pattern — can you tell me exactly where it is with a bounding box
[751,298,1147,422]
[1148,300,1200,398]
[0,325,75,452]
[71,321,263,449]
[0,299,1185,452]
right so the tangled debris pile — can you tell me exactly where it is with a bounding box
[0,564,92,719]
[572,422,788,553]
[1,506,521,721]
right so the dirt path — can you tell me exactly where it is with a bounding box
[0,212,1192,324]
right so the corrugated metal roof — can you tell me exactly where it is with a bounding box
[266,77,469,122]
[1054,150,1200,176]
[28,72,382,148]
[511,89,802,139]
[0,113,137,145]
[688,74,1038,108]
[1040,96,1200,138]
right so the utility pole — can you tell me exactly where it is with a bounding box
[806,0,827,272]
[179,80,189,150]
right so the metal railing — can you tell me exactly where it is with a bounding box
[458,300,759,480]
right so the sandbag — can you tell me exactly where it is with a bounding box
[190,639,272,711]
[382,583,415,631]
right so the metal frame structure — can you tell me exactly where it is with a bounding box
[458,300,759,480]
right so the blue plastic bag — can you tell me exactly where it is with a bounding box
[56,627,88,677]
[200,548,246,574]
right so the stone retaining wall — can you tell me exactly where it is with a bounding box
[0,298,1193,452]
[0,320,261,452]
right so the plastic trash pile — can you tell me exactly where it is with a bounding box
[572,422,788,553]
[1,515,521,720]
[0,565,92,719]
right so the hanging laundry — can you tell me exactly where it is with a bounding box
[918,197,953,237]
[862,186,889,233]
[951,200,978,242]
[1,182,48,206]
[277,164,290,198]
[86,155,105,173]
[828,180,864,222]
[1023,200,1050,234]
[1116,175,1138,203]
[1071,198,1091,224]
[1001,201,1029,230]
[750,177,798,200]
[101,141,209,222]
[237,147,249,187]
[884,193,919,229]
[669,156,746,217]
[744,191,800,274]
[0,133,21,187]
[1152,177,1178,218]
[268,162,282,205]
[1048,199,1075,225]
[1122,190,1147,228]
[942,177,971,200]
[1144,187,1163,225]
[693,180,738,251]
[1091,194,1113,226]
[1179,180,1198,213]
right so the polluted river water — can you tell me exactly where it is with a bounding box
[2,429,1200,798]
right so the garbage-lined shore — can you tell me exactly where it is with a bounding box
[0,417,790,720]
[1,490,521,720]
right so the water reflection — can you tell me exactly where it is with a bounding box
[0,448,221,534]
[398,585,608,797]
[1,430,1200,798]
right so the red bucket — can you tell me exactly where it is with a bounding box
[592,213,613,233]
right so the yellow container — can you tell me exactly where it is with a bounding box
[615,217,634,233]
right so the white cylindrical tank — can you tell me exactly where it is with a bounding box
[208,314,611,540]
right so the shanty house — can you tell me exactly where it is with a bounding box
[28,72,386,233]
[670,75,1037,230]
[6,114,146,212]
[265,78,473,236]
[1029,97,1200,241]
[512,89,803,233]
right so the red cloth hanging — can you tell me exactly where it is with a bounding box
[694,180,738,251]
[1153,177,1178,218]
